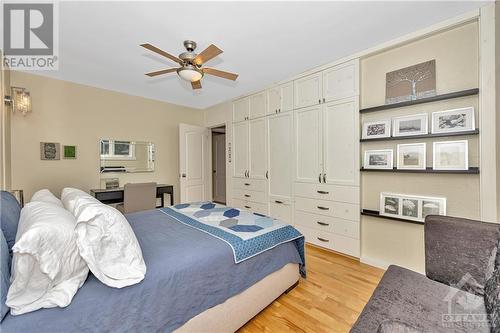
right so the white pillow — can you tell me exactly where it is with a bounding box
[6,202,89,315]
[61,187,98,215]
[30,189,63,207]
[75,202,146,288]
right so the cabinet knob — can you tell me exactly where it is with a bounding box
[317,221,329,226]
[275,200,283,204]
[317,206,329,211]
[317,237,329,243]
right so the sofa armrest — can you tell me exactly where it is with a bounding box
[425,215,499,296]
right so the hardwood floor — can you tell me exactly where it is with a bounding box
[238,244,385,333]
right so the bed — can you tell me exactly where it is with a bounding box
[1,202,305,333]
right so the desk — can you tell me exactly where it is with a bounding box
[90,184,174,207]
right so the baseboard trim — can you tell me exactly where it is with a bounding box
[360,256,391,270]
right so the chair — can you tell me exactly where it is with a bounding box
[116,182,157,214]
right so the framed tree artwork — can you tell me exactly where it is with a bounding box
[385,60,436,104]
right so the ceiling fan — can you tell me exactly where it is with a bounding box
[141,40,238,90]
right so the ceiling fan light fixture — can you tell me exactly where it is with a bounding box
[177,66,203,82]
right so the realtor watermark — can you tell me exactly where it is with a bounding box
[2,2,59,70]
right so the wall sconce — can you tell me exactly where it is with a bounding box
[4,87,32,116]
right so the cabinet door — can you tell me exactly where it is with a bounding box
[233,98,249,122]
[232,121,248,178]
[294,73,322,109]
[268,112,293,199]
[267,87,280,115]
[323,98,359,186]
[294,105,323,184]
[322,61,358,102]
[248,91,267,119]
[248,118,267,179]
[280,82,294,112]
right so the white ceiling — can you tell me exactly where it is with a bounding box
[21,1,489,109]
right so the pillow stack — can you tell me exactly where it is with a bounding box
[5,188,147,316]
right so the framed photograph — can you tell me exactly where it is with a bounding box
[397,143,426,170]
[363,149,393,169]
[380,194,400,218]
[380,192,446,222]
[392,113,428,137]
[385,60,436,104]
[63,145,77,159]
[362,120,391,139]
[431,107,475,134]
[433,140,468,170]
[40,142,60,160]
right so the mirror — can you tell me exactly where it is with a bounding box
[100,139,155,173]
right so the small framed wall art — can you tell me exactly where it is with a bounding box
[362,120,391,139]
[392,113,428,137]
[380,192,446,222]
[363,149,393,169]
[63,145,77,159]
[40,142,60,160]
[385,60,436,104]
[397,143,426,170]
[431,107,475,134]
[433,140,468,170]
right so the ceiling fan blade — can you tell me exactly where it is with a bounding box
[191,80,202,90]
[193,44,223,65]
[145,68,178,77]
[140,43,183,64]
[203,68,238,81]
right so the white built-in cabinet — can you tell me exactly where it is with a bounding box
[231,59,360,256]
[268,82,294,114]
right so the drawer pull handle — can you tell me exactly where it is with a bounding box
[244,183,251,186]
[244,205,251,209]
[317,206,329,210]
[317,237,329,242]
[244,194,251,198]
[317,190,329,194]
[275,200,283,204]
[317,221,329,226]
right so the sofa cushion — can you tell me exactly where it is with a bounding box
[350,265,489,333]
[377,320,425,333]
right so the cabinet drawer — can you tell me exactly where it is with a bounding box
[295,197,359,221]
[269,200,293,225]
[232,178,267,192]
[294,182,359,204]
[294,210,359,239]
[233,188,267,204]
[295,224,360,257]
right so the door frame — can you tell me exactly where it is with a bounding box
[207,123,231,206]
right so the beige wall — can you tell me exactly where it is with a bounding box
[10,72,203,202]
[360,22,480,272]
[1,55,12,190]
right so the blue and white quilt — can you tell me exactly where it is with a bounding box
[160,202,306,277]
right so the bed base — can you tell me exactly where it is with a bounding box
[175,263,300,333]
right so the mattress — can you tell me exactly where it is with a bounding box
[1,209,303,333]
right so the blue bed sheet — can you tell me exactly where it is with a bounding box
[1,209,303,333]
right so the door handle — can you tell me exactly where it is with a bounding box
[317,206,329,210]
[275,200,283,204]
[323,173,326,183]
[317,190,329,194]
[318,173,322,183]
[266,171,268,179]
[317,221,329,226]
[318,99,321,104]
[322,97,325,103]
[317,237,329,242]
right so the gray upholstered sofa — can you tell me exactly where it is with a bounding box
[350,215,500,333]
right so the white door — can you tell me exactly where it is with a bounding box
[179,123,210,203]
[248,91,267,119]
[322,61,358,102]
[233,97,249,122]
[212,133,226,203]
[267,87,281,115]
[294,73,322,109]
[280,82,294,112]
[232,121,248,178]
[248,118,267,179]
[294,105,323,184]
[323,97,359,186]
[268,112,293,199]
